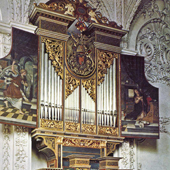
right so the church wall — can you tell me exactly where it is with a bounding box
[126,0,170,169]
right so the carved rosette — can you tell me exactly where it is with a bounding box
[98,50,118,85]
[65,122,80,133]
[82,75,96,101]
[65,69,80,99]
[40,119,63,131]
[82,124,96,134]
[63,138,106,149]
[42,37,64,79]
[98,126,118,136]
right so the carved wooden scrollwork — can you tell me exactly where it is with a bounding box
[82,75,96,101]
[63,138,106,148]
[106,142,119,156]
[98,50,118,85]
[65,69,80,99]
[40,119,63,131]
[35,135,57,160]
[42,37,64,79]
[37,1,66,12]
[82,124,96,134]
[98,126,118,136]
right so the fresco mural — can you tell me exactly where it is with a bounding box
[121,55,159,138]
[0,27,38,127]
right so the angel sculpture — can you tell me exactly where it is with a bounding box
[0,60,29,114]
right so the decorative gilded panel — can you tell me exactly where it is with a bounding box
[98,126,118,136]
[98,50,118,85]
[82,75,96,101]
[82,124,96,134]
[40,119,63,131]
[65,69,80,99]
[66,33,95,78]
[65,122,80,133]
[42,37,64,79]
[63,138,106,148]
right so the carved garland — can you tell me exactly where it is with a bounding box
[98,50,118,85]
[42,37,64,79]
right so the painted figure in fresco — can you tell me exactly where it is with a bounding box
[125,89,147,120]
[3,60,29,114]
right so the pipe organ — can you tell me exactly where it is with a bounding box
[30,0,127,169]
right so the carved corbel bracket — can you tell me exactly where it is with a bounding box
[106,142,119,156]
[35,135,57,161]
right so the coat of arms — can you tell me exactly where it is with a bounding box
[66,33,95,78]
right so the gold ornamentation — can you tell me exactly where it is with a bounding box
[82,124,96,134]
[65,69,80,99]
[98,50,118,85]
[82,75,96,101]
[45,137,55,150]
[64,3,75,16]
[42,37,64,79]
[65,122,80,133]
[98,126,118,136]
[56,137,63,144]
[63,138,106,148]
[66,33,95,78]
[38,2,66,12]
[40,119,63,131]
[35,136,57,160]
[106,142,119,156]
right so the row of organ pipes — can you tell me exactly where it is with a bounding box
[40,43,117,127]
[40,43,62,120]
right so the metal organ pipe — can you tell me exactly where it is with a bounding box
[65,87,79,123]
[40,43,62,121]
[97,59,116,127]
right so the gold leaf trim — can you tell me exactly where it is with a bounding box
[42,37,64,79]
[98,126,118,136]
[82,124,96,134]
[106,142,119,156]
[82,75,96,102]
[98,51,118,85]
[38,2,66,12]
[65,122,80,133]
[63,138,106,148]
[65,69,80,99]
[40,119,63,131]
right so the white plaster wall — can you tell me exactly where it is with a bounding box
[32,145,47,170]
[126,0,170,169]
